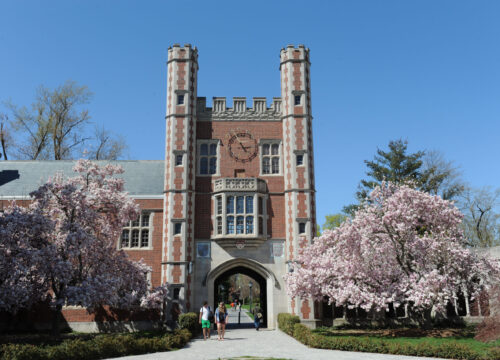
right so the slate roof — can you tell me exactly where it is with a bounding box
[0,160,165,198]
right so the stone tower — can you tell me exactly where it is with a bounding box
[162,44,199,311]
[162,44,319,328]
[280,45,317,322]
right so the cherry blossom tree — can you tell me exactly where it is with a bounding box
[0,205,52,312]
[0,160,168,335]
[286,183,500,324]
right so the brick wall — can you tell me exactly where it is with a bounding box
[195,121,286,239]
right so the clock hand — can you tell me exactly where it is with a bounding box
[233,132,248,152]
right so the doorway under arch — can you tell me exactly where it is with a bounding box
[205,257,279,329]
[214,266,267,328]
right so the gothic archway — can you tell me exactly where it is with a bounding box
[205,258,279,329]
[214,266,267,328]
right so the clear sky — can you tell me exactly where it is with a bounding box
[1,0,499,225]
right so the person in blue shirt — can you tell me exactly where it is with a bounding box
[214,302,228,340]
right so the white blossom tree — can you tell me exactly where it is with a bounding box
[286,183,500,324]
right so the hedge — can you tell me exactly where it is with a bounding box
[0,329,191,360]
[277,313,300,335]
[277,313,500,360]
[178,312,200,335]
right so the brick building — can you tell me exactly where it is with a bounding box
[0,44,319,331]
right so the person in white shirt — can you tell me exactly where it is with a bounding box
[199,301,212,340]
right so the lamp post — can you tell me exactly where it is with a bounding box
[219,284,224,304]
[248,281,253,313]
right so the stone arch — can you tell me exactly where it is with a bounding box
[205,258,279,329]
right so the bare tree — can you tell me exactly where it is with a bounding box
[6,81,92,160]
[460,187,500,247]
[421,150,465,201]
[0,113,13,160]
[86,126,128,160]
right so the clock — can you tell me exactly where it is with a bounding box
[228,131,258,162]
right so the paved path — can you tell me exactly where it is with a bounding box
[115,310,443,360]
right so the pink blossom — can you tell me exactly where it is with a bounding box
[285,182,500,315]
[0,160,169,317]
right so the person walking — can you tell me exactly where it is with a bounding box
[199,301,212,340]
[253,306,263,331]
[214,301,228,340]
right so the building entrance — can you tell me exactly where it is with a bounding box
[213,266,267,328]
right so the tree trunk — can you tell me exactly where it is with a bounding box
[51,304,63,337]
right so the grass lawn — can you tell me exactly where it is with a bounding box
[313,327,500,358]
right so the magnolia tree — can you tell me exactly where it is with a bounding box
[286,183,500,323]
[0,205,52,312]
[0,160,168,335]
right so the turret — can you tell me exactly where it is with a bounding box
[163,44,199,311]
[280,44,317,325]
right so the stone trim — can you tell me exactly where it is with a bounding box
[213,177,267,193]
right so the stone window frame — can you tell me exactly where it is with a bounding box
[175,90,188,106]
[259,139,282,176]
[172,219,185,236]
[197,139,220,176]
[292,90,305,106]
[297,217,310,236]
[294,149,307,167]
[119,211,154,250]
[212,192,267,239]
[173,149,186,167]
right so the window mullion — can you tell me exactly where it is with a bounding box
[222,194,227,236]
[254,195,258,235]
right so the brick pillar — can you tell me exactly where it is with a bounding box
[280,45,318,325]
[163,44,198,312]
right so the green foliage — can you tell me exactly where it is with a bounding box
[343,139,464,215]
[178,312,200,335]
[322,214,347,231]
[0,329,192,360]
[277,313,300,335]
[344,139,425,215]
[282,324,500,360]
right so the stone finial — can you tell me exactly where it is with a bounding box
[252,97,266,113]
[272,97,282,113]
[213,97,226,112]
[233,97,246,112]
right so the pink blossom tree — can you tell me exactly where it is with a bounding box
[0,205,52,313]
[286,183,500,324]
[0,160,168,335]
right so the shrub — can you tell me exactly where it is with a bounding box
[292,323,312,345]
[277,313,300,335]
[0,330,194,360]
[178,312,199,335]
[488,347,500,359]
[1,343,46,360]
[279,323,498,360]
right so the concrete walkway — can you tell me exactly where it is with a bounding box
[114,310,443,360]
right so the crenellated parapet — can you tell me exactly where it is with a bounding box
[197,96,282,121]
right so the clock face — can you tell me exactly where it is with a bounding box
[228,131,258,162]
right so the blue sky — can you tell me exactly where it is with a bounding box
[1,0,499,225]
